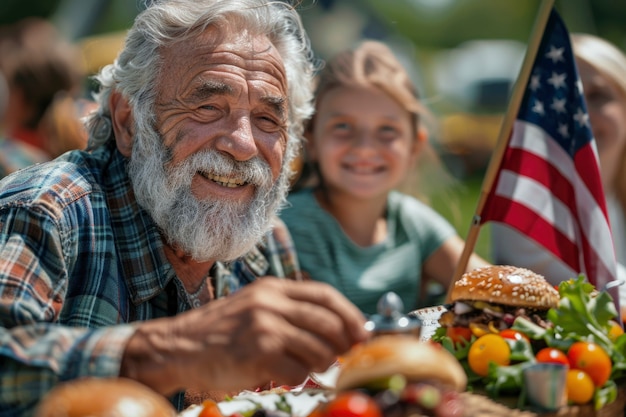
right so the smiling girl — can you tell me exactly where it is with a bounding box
[280,41,487,314]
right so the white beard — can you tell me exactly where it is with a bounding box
[127,125,291,262]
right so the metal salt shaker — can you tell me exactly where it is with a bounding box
[364,292,422,338]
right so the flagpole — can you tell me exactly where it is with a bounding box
[445,0,556,302]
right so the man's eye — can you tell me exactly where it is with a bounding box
[255,115,283,132]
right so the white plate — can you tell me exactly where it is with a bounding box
[409,305,447,341]
[179,391,329,417]
[308,360,340,390]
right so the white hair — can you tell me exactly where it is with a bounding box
[86,0,316,176]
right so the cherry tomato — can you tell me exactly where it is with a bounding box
[446,327,473,345]
[499,329,530,343]
[608,320,624,341]
[567,341,611,387]
[324,391,382,417]
[535,347,569,366]
[565,369,595,405]
[198,400,225,417]
[467,334,510,377]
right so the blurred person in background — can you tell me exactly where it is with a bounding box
[0,17,91,162]
[491,33,626,316]
[0,71,49,177]
[280,40,488,315]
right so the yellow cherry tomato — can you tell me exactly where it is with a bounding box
[467,334,511,377]
[566,369,595,405]
[198,400,225,417]
[608,320,624,341]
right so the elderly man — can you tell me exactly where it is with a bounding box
[0,0,368,414]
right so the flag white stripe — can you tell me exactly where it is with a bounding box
[495,170,577,242]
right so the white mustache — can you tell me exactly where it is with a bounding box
[177,151,274,190]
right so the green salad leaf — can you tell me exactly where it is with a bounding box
[547,276,616,354]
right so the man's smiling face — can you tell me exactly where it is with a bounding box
[127,24,293,262]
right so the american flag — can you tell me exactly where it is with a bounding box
[479,9,620,305]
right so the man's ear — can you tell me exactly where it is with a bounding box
[109,90,134,157]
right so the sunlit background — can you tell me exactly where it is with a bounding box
[2,0,625,259]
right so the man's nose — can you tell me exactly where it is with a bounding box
[215,114,258,161]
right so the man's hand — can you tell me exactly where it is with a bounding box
[121,278,368,395]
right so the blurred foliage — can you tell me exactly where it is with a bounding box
[430,174,492,261]
[362,0,626,50]
[0,0,62,25]
[1,0,139,38]
[363,0,543,49]
[3,0,625,50]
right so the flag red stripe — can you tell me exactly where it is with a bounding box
[573,144,609,218]
[501,147,575,207]
[482,194,581,272]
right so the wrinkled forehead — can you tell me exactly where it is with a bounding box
[156,23,287,91]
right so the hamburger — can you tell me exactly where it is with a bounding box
[333,334,467,417]
[438,265,559,337]
[34,377,176,417]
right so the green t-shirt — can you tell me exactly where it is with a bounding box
[280,188,457,314]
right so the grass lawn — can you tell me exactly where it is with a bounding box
[428,173,493,262]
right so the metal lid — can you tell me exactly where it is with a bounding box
[364,292,422,336]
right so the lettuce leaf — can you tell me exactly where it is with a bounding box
[547,276,616,354]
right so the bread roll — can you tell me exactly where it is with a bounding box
[450,265,559,309]
[34,377,176,417]
[336,334,467,392]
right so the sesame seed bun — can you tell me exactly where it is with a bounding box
[336,335,467,392]
[450,265,559,309]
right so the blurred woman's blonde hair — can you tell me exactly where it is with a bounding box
[572,33,626,213]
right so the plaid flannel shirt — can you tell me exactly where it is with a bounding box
[0,141,300,416]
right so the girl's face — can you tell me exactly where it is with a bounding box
[308,85,420,200]
[577,59,626,192]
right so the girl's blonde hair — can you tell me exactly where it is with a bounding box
[572,33,626,212]
[310,40,428,135]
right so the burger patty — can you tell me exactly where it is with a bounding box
[438,301,552,331]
